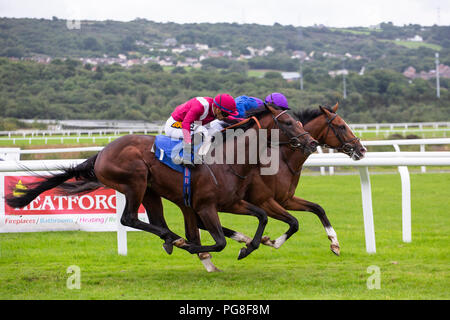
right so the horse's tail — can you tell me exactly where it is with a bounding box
[5,154,102,208]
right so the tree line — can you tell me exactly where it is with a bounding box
[0,58,448,124]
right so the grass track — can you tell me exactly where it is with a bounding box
[0,173,449,300]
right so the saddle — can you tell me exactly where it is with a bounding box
[151,135,204,207]
[152,135,206,172]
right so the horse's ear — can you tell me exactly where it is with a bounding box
[265,103,276,115]
[332,102,339,113]
[319,106,331,118]
[319,105,331,117]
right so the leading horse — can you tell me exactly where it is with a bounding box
[215,103,367,253]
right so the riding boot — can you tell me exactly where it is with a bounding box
[182,142,195,168]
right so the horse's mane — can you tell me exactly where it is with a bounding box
[293,105,334,125]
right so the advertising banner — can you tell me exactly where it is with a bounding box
[0,173,147,233]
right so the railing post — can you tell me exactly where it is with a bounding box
[328,149,334,175]
[393,144,412,243]
[420,144,426,173]
[316,146,325,176]
[358,166,376,253]
[116,191,128,255]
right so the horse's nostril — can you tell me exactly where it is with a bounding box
[361,147,367,154]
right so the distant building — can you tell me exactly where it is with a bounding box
[403,64,450,80]
[291,50,307,60]
[407,35,423,42]
[164,38,177,47]
[403,66,417,79]
[281,72,300,81]
[195,43,209,51]
[328,69,349,78]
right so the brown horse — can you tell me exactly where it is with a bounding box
[130,103,366,271]
[196,103,366,261]
[6,104,317,264]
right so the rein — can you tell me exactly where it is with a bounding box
[273,110,311,150]
[221,116,262,131]
[228,165,247,180]
[221,109,309,179]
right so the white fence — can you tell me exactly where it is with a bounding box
[0,150,449,255]
[317,138,450,175]
[349,121,450,130]
[2,121,449,143]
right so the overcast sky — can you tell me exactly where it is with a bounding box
[0,0,448,27]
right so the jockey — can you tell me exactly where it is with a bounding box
[208,92,290,133]
[164,93,238,166]
[264,92,290,110]
[235,95,264,118]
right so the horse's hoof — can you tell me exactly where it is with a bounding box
[237,247,252,260]
[163,242,173,255]
[331,244,341,256]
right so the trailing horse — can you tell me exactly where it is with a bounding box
[6,104,317,266]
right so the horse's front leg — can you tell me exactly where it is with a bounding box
[283,196,340,256]
[141,189,185,255]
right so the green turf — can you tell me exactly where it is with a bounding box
[0,173,449,299]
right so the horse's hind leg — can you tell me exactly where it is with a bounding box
[119,184,176,245]
[283,196,340,256]
[257,198,299,249]
[225,200,268,260]
[141,189,185,255]
[180,207,221,272]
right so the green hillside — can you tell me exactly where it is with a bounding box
[0,18,449,123]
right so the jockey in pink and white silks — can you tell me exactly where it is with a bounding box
[164,93,238,166]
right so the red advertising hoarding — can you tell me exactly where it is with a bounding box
[1,175,146,233]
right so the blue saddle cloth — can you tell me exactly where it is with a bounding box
[154,135,201,207]
[154,135,185,173]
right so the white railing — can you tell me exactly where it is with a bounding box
[2,121,449,141]
[0,126,164,137]
[0,135,123,145]
[0,151,449,255]
[316,138,450,175]
[349,121,450,130]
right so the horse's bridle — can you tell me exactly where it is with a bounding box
[273,110,311,149]
[321,114,360,155]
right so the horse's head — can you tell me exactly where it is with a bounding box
[262,103,318,155]
[295,103,366,160]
